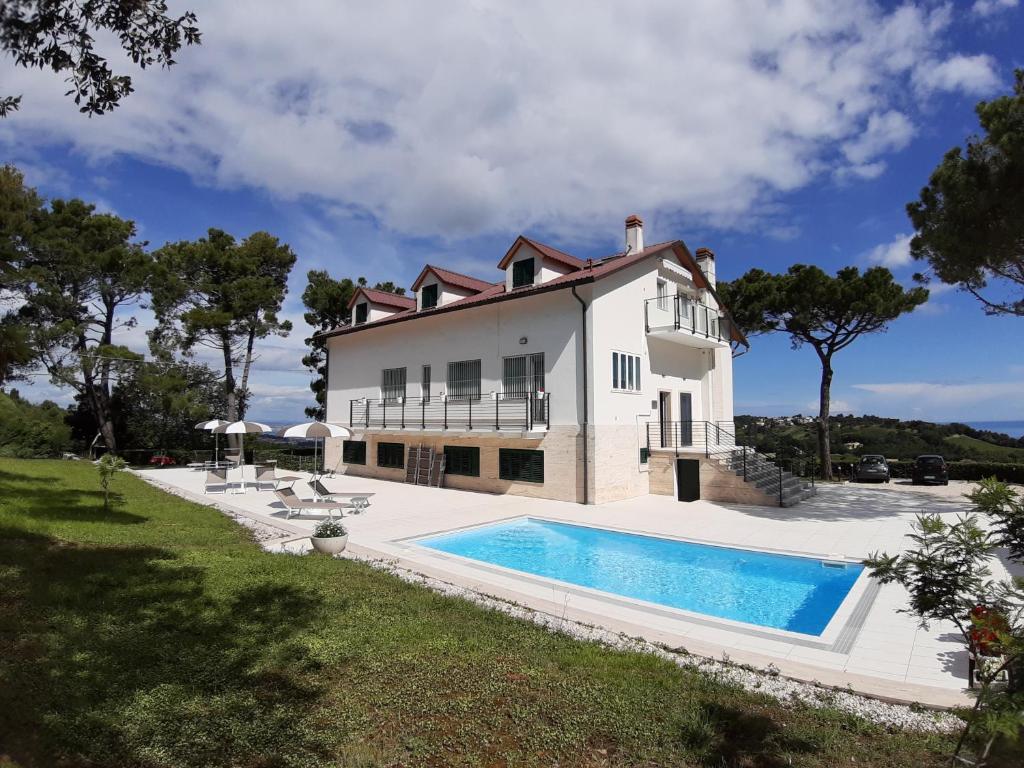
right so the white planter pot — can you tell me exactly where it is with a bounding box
[310,534,348,555]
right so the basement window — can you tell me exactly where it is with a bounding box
[377,442,405,469]
[342,440,366,465]
[499,448,544,483]
[444,445,480,477]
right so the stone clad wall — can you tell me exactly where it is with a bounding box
[323,426,584,502]
[647,451,778,506]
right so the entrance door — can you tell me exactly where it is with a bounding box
[679,392,693,446]
[676,459,700,501]
[659,391,671,448]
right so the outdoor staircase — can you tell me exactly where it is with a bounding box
[714,447,816,507]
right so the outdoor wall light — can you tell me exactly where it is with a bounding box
[519,336,528,344]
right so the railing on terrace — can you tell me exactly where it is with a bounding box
[646,419,816,506]
[349,392,550,432]
[645,419,737,455]
[643,295,730,342]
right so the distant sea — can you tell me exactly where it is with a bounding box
[958,421,1024,439]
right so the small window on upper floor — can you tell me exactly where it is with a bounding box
[421,283,438,309]
[354,302,368,325]
[611,351,641,393]
[512,257,534,288]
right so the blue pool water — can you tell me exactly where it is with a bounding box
[419,519,863,635]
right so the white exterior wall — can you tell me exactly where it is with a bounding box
[588,259,725,426]
[326,290,583,428]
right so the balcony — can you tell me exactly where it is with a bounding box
[643,295,730,348]
[349,393,550,432]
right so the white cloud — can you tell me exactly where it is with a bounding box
[0,0,999,243]
[864,233,913,268]
[847,378,1024,415]
[841,111,915,165]
[972,0,1019,18]
[912,54,1001,96]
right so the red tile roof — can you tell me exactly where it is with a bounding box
[346,286,416,311]
[497,235,585,271]
[411,264,496,294]
[324,239,748,347]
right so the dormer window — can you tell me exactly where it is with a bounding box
[512,258,534,288]
[354,302,368,325]
[421,283,438,309]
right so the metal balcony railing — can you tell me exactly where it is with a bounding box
[644,295,729,342]
[645,420,737,453]
[349,392,550,432]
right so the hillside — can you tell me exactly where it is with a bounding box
[734,414,1024,462]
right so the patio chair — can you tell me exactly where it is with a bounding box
[223,450,243,468]
[204,468,238,494]
[253,465,280,491]
[274,487,351,519]
[309,478,375,513]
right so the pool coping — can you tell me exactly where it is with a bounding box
[394,515,878,654]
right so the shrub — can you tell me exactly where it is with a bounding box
[0,390,72,458]
[312,519,347,538]
[97,454,127,511]
[883,461,1024,484]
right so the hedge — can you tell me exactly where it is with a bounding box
[836,460,1024,484]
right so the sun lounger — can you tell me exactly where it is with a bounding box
[274,487,351,519]
[204,468,241,494]
[308,478,374,513]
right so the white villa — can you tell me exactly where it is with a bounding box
[321,215,810,506]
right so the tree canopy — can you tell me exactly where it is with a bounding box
[4,180,151,452]
[0,0,200,116]
[150,229,296,428]
[719,265,927,477]
[908,69,1024,317]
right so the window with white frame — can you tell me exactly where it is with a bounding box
[381,367,406,402]
[611,351,641,392]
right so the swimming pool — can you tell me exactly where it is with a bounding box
[417,518,863,635]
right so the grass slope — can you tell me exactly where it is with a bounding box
[944,435,1024,462]
[0,459,960,767]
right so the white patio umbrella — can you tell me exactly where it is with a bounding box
[211,420,272,467]
[277,421,352,475]
[194,419,229,464]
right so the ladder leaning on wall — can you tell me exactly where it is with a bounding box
[406,445,446,487]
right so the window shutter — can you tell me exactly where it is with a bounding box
[443,446,480,477]
[512,258,534,288]
[499,449,544,483]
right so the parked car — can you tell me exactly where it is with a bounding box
[912,455,949,485]
[853,454,890,483]
[148,454,176,466]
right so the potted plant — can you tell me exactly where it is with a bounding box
[310,519,348,555]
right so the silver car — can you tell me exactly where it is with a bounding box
[854,454,890,483]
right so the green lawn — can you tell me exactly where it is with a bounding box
[0,459,969,767]
[944,434,1024,462]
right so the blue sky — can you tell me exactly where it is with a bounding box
[2,0,1023,422]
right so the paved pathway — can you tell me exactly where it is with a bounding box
[138,467,1008,707]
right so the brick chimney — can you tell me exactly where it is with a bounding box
[625,214,644,254]
[695,247,716,287]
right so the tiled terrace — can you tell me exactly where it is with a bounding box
[137,467,1006,708]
